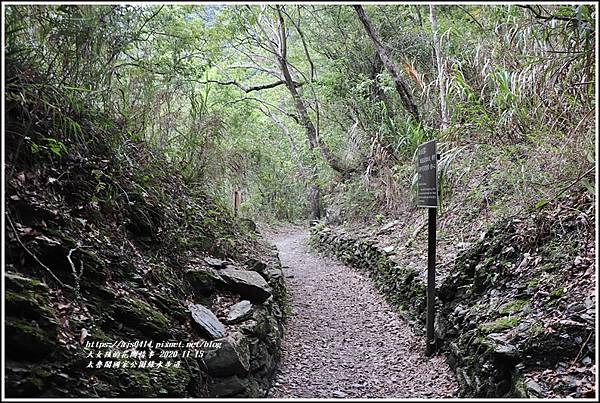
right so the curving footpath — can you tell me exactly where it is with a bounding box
[266,227,457,398]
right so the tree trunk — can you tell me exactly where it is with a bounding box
[278,57,351,175]
[429,5,449,130]
[353,5,420,123]
[276,6,354,176]
[309,182,321,220]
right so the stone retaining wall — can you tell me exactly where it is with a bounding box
[309,225,427,331]
[310,221,595,397]
[199,256,287,397]
[310,224,528,397]
[4,252,287,398]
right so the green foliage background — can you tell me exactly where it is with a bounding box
[5,4,596,223]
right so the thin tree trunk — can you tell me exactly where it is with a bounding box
[353,5,420,122]
[308,175,321,220]
[429,5,449,130]
[414,5,423,27]
[276,6,354,176]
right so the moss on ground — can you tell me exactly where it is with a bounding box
[5,318,57,360]
[499,299,529,315]
[479,316,520,334]
[111,296,170,338]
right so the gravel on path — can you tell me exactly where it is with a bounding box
[266,227,458,399]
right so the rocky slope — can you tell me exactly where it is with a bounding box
[4,65,288,398]
[310,188,595,398]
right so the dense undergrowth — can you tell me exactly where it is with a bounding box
[5,58,260,279]
[312,184,595,398]
[308,7,596,395]
[4,59,287,397]
[322,4,595,227]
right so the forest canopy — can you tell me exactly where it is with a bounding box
[5,3,596,221]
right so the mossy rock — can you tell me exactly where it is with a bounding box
[201,332,251,377]
[511,374,529,398]
[77,248,109,284]
[5,290,57,321]
[111,296,170,339]
[110,368,155,397]
[4,365,53,397]
[153,365,195,397]
[549,287,566,298]
[147,293,188,323]
[499,299,529,315]
[5,318,57,361]
[251,307,282,343]
[479,316,520,334]
[83,287,123,323]
[4,274,58,323]
[4,273,58,361]
[526,278,539,289]
[184,269,225,296]
[5,271,48,293]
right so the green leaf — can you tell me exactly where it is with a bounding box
[535,199,548,209]
[586,150,594,164]
[580,178,595,195]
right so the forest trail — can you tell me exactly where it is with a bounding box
[266,227,458,398]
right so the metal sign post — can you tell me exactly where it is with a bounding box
[416,140,438,355]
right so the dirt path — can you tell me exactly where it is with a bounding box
[265,227,457,398]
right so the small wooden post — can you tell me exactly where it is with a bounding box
[233,189,241,217]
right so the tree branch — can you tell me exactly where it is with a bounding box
[518,4,580,23]
[353,5,420,122]
[275,5,356,176]
[457,5,486,31]
[258,104,308,176]
[199,79,303,93]
[225,96,300,124]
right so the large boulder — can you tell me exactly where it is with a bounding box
[204,257,228,269]
[184,268,225,296]
[219,269,272,303]
[4,273,58,361]
[226,300,253,324]
[206,375,248,397]
[188,304,226,340]
[201,332,250,377]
